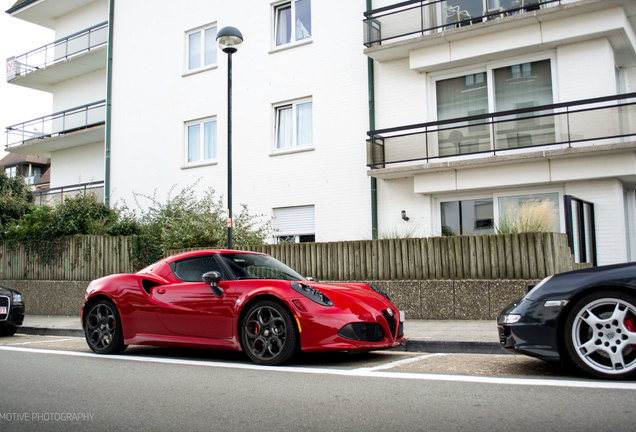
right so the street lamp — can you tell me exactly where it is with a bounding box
[217,26,243,250]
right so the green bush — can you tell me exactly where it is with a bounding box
[0,182,273,269]
[0,172,33,231]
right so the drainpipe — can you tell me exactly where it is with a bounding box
[104,0,114,207]
[366,0,378,239]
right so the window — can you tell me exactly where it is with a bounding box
[441,191,561,235]
[171,255,225,282]
[274,0,311,47]
[186,118,217,164]
[4,167,17,178]
[274,205,315,243]
[435,59,554,155]
[275,99,312,150]
[441,199,494,236]
[187,25,217,72]
[497,193,559,233]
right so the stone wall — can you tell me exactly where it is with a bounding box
[0,280,89,316]
[0,279,536,319]
[371,279,536,320]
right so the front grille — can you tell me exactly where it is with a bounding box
[338,323,384,342]
[0,296,9,321]
[382,309,396,339]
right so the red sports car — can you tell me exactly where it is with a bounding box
[81,249,405,365]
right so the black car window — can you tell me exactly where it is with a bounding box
[219,253,305,281]
[171,255,225,282]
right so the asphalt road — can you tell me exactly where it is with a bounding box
[1,335,635,431]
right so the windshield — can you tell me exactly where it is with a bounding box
[219,253,306,281]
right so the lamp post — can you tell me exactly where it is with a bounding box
[217,26,243,250]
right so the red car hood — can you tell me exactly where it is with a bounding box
[305,281,395,311]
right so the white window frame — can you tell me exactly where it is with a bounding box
[434,186,565,235]
[428,52,558,122]
[185,23,217,74]
[273,205,315,243]
[4,167,17,178]
[271,0,312,50]
[273,98,313,153]
[184,117,218,167]
[492,188,565,233]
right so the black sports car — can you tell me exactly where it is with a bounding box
[497,261,636,379]
[0,286,24,336]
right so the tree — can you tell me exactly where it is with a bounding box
[0,172,33,232]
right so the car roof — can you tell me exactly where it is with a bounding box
[163,249,266,264]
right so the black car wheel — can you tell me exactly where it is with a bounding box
[240,301,298,366]
[84,299,126,354]
[564,291,636,379]
[0,326,17,337]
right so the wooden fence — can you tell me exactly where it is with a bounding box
[243,232,585,281]
[0,236,135,281]
[0,232,584,281]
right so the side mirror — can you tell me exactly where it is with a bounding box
[306,276,318,282]
[202,271,223,297]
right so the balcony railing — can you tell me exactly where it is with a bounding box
[367,93,636,169]
[32,181,104,206]
[5,100,106,149]
[6,21,108,81]
[363,0,562,47]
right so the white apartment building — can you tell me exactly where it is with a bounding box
[107,0,371,243]
[5,0,108,200]
[4,0,636,265]
[365,0,636,265]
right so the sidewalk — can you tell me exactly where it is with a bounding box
[18,315,505,355]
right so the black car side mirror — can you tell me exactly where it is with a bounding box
[202,271,223,297]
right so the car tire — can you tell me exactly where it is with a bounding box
[0,326,17,337]
[564,291,636,379]
[84,299,127,354]
[240,300,298,366]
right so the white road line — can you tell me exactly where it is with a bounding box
[354,353,448,372]
[6,338,75,346]
[1,345,635,390]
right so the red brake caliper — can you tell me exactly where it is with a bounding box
[625,316,636,349]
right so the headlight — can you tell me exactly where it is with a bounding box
[290,282,333,307]
[500,314,521,324]
[12,292,23,304]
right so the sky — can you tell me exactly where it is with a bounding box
[0,0,53,160]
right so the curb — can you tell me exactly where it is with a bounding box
[18,327,84,337]
[17,327,507,355]
[402,340,510,355]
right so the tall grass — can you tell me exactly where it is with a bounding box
[497,199,559,233]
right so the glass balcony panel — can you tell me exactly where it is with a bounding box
[384,133,428,164]
[437,122,491,155]
[494,110,555,150]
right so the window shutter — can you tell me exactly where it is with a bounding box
[273,205,315,236]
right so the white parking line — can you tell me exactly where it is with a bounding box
[1,345,636,390]
[6,338,75,346]
[354,353,448,372]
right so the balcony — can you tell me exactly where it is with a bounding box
[367,93,636,175]
[5,100,106,156]
[362,0,636,67]
[6,0,100,29]
[364,0,561,48]
[6,22,108,91]
[32,180,104,206]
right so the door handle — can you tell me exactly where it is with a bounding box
[156,288,166,294]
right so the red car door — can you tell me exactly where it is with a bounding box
[150,281,234,339]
